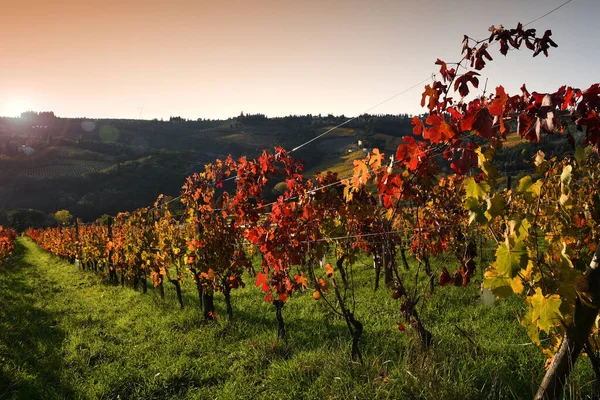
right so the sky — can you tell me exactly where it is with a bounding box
[0,0,598,120]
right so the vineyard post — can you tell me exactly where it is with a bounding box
[107,217,117,284]
[151,211,164,300]
[195,219,214,321]
[273,299,286,341]
[74,215,80,268]
[223,282,233,322]
[202,289,215,322]
[535,244,600,400]
[374,251,382,291]
[384,237,394,286]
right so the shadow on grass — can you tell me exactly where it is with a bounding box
[0,240,76,399]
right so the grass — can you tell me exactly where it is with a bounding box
[304,151,364,179]
[0,237,596,399]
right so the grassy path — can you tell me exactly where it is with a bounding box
[0,237,595,399]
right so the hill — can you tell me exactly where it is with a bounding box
[0,113,413,222]
[0,112,573,224]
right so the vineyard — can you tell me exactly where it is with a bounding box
[0,226,17,267]
[18,162,113,179]
[4,19,600,400]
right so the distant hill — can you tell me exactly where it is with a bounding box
[0,113,415,221]
[0,112,577,224]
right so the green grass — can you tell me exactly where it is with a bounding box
[304,151,364,179]
[0,238,596,399]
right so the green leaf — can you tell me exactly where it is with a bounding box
[529,288,562,333]
[464,178,490,200]
[476,148,499,183]
[484,263,524,297]
[511,219,531,241]
[517,176,534,193]
[465,198,487,225]
[495,241,527,278]
[516,176,542,203]
[485,193,505,221]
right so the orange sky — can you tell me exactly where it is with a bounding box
[1,0,598,119]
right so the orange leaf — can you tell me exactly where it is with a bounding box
[324,263,334,278]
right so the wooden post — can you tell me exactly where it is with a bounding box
[74,215,80,266]
[535,244,600,399]
[107,217,117,284]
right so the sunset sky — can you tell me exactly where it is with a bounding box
[1,0,598,120]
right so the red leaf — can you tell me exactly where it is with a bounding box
[423,114,457,144]
[520,84,531,98]
[561,86,581,111]
[256,272,268,288]
[278,292,288,303]
[454,71,480,97]
[518,114,537,141]
[488,86,509,133]
[579,111,600,152]
[450,144,478,175]
[579,83,600,113]
[439,267,451,286]
[435,59,456,82]
[461,108,494,140]
[447,107,463,120]
[421,84,440,111]
[533,30,558,57]
[411,116,424,136]
[470,43,493,70]
[396,136,426,172]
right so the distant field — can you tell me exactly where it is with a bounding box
[18,162,113,179]
[215,132,275,149]
[304,150,365,179]
[503,132,526,147]
[372,133,404,152]
[47,146,113,161]
[318,126,359,138]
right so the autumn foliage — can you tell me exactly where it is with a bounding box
[22,20,600,397]
[0,226,17,267]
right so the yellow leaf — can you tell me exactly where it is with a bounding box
[522,308,541,346]
[369,148,384,170]
[528,288,562,333]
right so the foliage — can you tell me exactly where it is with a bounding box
[17,19,600,398]
[7,208,50,232]
[7,236,595,399]
[54,209,73,225]
[0,225,17,267]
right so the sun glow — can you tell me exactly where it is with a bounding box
[1,97,35,117]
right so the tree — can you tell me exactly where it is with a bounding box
[54,209,73,225]
[7,208,48,232]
